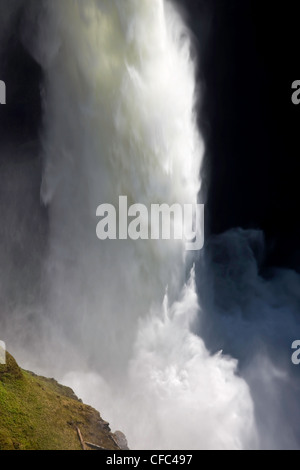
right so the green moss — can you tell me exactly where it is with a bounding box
[0,353,120,451]
[0,352,23,380]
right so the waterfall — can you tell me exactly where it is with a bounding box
[3,0,257,449]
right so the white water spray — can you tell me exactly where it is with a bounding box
[24,0,256,449]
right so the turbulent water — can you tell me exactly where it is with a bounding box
[1,0,300,450]
[25,0,254,449]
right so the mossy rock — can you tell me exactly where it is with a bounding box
[0,352,23,381]
[0,352,123,450]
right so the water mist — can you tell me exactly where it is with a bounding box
[0,0,258,450]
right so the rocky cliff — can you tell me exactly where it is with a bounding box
[0,352,127,450]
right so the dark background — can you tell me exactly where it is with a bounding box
[183,0,300,272]
[0,0,300,272]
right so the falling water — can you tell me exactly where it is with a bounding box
[1,0,257,449]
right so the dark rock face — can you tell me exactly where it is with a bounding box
[0,1,42,146]
[179,0,300,271]
[112,430,130,450]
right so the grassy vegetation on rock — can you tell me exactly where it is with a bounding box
[0,352,121,450]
